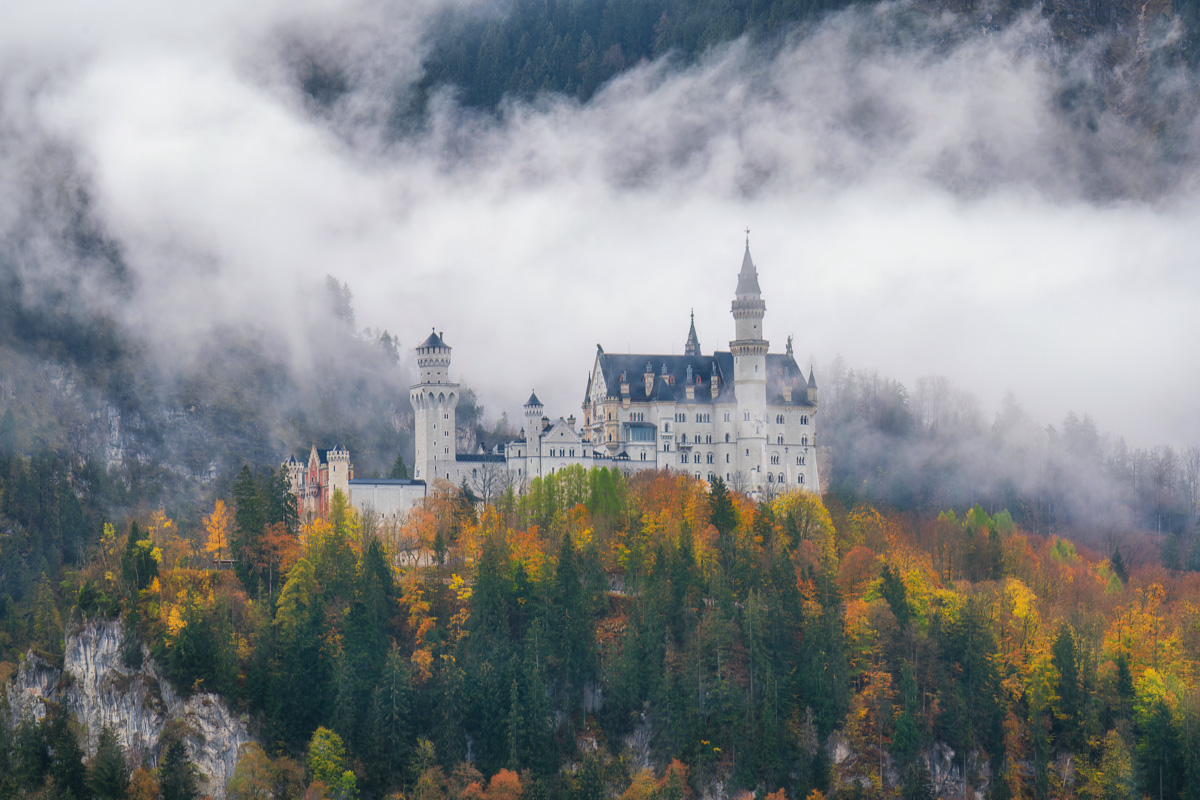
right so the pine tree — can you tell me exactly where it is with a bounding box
[389,454,409,480]
[88,725,130,800]
[45,710,88,800]
[159,739,198,800]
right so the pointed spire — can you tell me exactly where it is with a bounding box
[736,235,762,297]
[525,390,542,408]
[807,367,817,389]
[684,308,700,355]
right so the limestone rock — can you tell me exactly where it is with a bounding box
[7,618,250,800]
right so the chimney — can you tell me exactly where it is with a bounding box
[783,382,793,403]
[711,375,720,399]
[567,414,576,431]
[644,362,654,397]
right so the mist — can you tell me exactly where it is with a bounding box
[1,0,1198,500]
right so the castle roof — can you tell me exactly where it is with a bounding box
[418,330,447,349]
[735,244,762,297]
[525,390,543,407]
[592,351,813,407]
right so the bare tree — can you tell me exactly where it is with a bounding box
[469,460,512,506]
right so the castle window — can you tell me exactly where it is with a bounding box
[745,449,750,456]
[693,453,701,463]
[708,473,716,483]
[444,447,449,454]
[444,413,450,420]
[680,454,688,464]
[444,430,450,436]
[801,415,808,425]
[777,435,784,445]
[706,434,712,444]
[640,452,647,461]
[570,449,575,457]
[799,475,804,484]
[706,453,714,464]
[724,412,731,422]
[770,454,780,465]
[744,412,750,421]
[801,436,808,446]
[726,454,730,463]
[664,422,670,432]
[776,415,784,424]
[725,433,730,443]
[694,434,701,444]
[767,473,773,483]
[695,472,701,480]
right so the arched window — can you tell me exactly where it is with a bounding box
[725,454,730,463]
[706,453,714,464]
[800,415,808,425]
[801,436,808,446]
[777,435,784,445]
[799,474,805,484]
[767,473,774,483]
[725,433,730,443]
[694,434,701,444]
[693,453,701,464]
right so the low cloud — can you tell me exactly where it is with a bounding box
[2,0,1197,453]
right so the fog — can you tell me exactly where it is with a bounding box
[2,0,1198,455]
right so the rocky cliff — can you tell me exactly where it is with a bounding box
[6,619,250,799]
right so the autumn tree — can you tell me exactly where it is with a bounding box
[204,499,230,566]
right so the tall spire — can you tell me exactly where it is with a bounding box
[736,235,763,297]
[684,309,700,356]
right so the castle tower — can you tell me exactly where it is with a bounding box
[730,234,769,483]
[524,391,544,474]
[327,444,351,505]
[410,329,460,483]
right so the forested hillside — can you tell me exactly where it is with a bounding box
[5,465,1200,799]
[390,0,1200,115]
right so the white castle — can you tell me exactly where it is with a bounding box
[288,240,821,518]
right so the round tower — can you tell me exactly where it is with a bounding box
[411,329,460,482]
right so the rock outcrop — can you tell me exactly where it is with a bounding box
[7,619,250,799]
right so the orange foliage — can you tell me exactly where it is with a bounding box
[484,769,523,800]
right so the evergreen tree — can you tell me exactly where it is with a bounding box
[231,465,264,591]
[88,725,130,800]
[1051,624,1081,750]
[46,710,88,800]
[389,454,409,480]
[159,739,198,800]
[14,716,48,793]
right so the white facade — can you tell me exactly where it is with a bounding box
[411,242,822,497]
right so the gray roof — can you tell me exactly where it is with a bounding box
[735,244,762,296]
[592,351,813,407]
[525,390,543,407]
[418,330,447,349]
[456,454,507,464]
[349,478,426,486]
[808,368,818,389]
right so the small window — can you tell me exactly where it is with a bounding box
[726,454,730,463]
[706,434,712,444]
[777,436,784,445]
[802,436,808,446]
[680,454,688,464]
[706,453,714,464]
[724,412,731,422]
[725,433,730,443]
[693,453,701,464]
[694,434,701,444]
[744,412,750,421]
[799,475,805,484]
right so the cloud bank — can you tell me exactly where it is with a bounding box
[2,0,1198,452]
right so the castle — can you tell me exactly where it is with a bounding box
[287,239,821,518]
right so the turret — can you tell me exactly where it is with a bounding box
[415,329,452,384]
[807,367,818,406]
[524,391,544,448]
[327,444,351,503]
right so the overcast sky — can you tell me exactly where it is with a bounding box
[3,0,1198,449]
